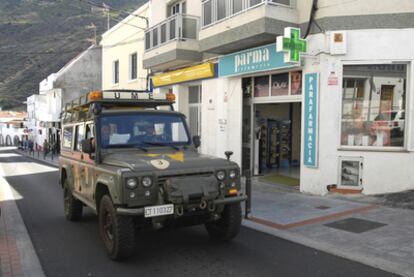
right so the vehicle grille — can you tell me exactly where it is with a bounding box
[157,171,213,186]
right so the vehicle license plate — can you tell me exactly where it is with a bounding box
[144,204,174,218]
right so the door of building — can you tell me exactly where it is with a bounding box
[380,85,394,113]
[188,85,202,137]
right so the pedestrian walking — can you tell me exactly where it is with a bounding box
[28,140,34,156]
[43,139,49,159]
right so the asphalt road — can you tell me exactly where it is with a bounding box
[1,150,400,277]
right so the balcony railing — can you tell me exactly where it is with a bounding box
[145,14,199,52]
[202,0,293,28]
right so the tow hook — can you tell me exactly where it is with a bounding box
[175,205,184,216]
[199,200,208,210]
[208,201,215,212]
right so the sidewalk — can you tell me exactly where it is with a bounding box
[17,149,58,168]
[0,148,45,277]
[243,178,414,277]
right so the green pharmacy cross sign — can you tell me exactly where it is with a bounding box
[276,27,307,63]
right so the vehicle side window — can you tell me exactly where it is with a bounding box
[63,126,73,149]
[74,124,85,151]
[86,123,94,139]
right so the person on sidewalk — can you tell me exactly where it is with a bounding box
[43,139,49,159]
[28,140,34,156]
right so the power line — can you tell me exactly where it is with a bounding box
[75,0,147,30]
[78,0,149,27]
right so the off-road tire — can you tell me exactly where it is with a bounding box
[63,180,83,221]
[99,195,135,261]
[205,203,242,241]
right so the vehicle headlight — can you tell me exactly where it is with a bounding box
[216,170,226,181]
[229,169,237,179]
[126,177,138,189]
[141,176,153,188]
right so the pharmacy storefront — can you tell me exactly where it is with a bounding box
[201,42,305,183]
[300,28,414,196]
[202,27,414,196]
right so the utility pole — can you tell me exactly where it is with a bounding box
[102,2,110,30]
[85,23,97,45]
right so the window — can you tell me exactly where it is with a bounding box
[341,64,407,147]
[169,1,186,16]
[189,86,202,136]
[113,60,119,84]
[99,113,190,148]
[86,123,94,139]
[74,124,85,151]
[249,0,262,7]
[202,0,212,26]
[217,0,227,21]
[271,73,289,96]
[232,0,243,14]
[129,53,138,80]
[63,126,73,149]
[254,76,269,97]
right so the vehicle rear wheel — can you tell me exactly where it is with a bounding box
[99,195,135,261]
[205,203,242,241]
[63,180,83,221]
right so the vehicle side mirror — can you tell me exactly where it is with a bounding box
[193,135,201,149]
[225,151,233,161]
[81,139,94,154]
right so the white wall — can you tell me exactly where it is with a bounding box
[201,77,242,164]
[301,29,414,195]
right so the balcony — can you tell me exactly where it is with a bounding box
[199,0,299,54]
[143,14,202,71]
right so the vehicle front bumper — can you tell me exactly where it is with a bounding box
[116,195,247,216]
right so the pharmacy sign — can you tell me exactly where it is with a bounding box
[276,27,307,64]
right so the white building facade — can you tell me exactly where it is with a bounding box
[143,0,414,195]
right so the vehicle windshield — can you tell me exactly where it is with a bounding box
[98,113,190,149]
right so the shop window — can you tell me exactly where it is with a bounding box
[290,71,302,95]
[341,64,407,147]
[254,76,269,97]
[242,78,252,98]
[271,73,289,96]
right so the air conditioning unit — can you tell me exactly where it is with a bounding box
[330,31,347,55]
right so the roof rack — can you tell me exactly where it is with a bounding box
[62,90,176,123]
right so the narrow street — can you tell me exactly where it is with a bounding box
[0,149,399,277]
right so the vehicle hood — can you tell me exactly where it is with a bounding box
[101,149,234,173]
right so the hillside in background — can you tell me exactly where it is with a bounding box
[0,0,147,110]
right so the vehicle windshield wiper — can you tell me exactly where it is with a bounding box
[141,141,180,151]
[104,143,148,152]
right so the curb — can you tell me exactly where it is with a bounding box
[15,150,58,168]
[0,172,45,277]
[242,219,411,277]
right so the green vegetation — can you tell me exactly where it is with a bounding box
[0,0,147,110]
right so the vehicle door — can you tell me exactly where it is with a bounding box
[73,123,86,196]
[82,122,96,202]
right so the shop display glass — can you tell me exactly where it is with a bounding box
[290,71,302,95]
[341,64,407,147]
[271,73,289,96]
[254,76,269,97]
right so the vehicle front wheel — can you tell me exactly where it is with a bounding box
[205,203,242,241]
[63,181,83,221]
[99,195,135,261]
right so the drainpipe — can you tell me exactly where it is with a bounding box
[304,0,318,39]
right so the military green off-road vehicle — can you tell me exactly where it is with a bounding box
[59,90,246,260]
